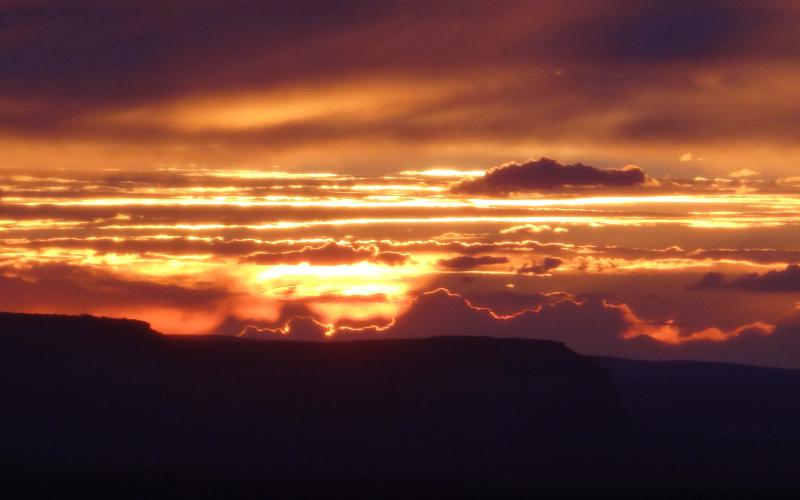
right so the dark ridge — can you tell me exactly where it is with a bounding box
[0,311,158,345]
[1,312,622,480]
[3,312,800,495]
[596,356,800,386]
[597,356,800,440]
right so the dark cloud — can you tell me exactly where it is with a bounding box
[436,255,509,271]
[0,262,231,313]
[216,299,335,338]
[691,265,800,292]
[1,2,800,171]
[233,288,637,354]
[553,1,779,63]
[518,257,563,275]
[372,251,411,266]
[452,158,647,194]
[189,285,800,368]
[1,1,792,105]
[733,265,800,292]
[463,290,550,316]
[0,0,401,104]
[690,271,727,290]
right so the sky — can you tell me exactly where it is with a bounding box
[2,0,800,367]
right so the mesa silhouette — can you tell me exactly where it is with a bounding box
[3,311,800,492]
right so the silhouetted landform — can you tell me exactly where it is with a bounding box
[3,312,800,496]
[598,357,800,441]
[0,311,158,346]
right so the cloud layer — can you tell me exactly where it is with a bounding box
[2,1,800,172]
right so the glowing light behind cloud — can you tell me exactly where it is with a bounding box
[1,166,800,336]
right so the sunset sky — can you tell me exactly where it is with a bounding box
[2,0,800,367]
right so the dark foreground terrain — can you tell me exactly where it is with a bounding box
[2,312,800,498]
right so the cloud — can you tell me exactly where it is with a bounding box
[549,1,781,64]
[220,299,348,340]
[436,255,509,271]
[375,239,575,256]
[500,224,567,235]
[210,287,800,368]
[518,257,563,275]
[243,241,409,266]
[778,176,800,185]
[689,271,727,290]
[623,312,800,369]
[451,158,647,194]
[462,290,550,316]
[2,2,800,173]
[732,265,800,292]
[372,251,411,266]
[243,242,373,265]
[691,265,800,292]
[729,169,758,178]
[0,262,231,313]
[240,315,331,340]
[686,249,800,265]
[382,289,643,353]
[389,295,800,369]
[232,288,647,353]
